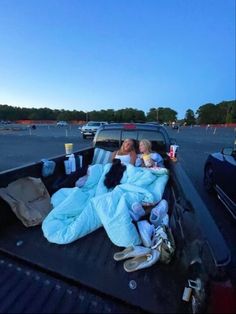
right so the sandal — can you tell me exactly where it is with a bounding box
[123,249,160,272]
[113,245,151,261]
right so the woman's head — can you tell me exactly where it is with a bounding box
[121,139,135,153]
[139,139,152,154]
[104,158,126,189]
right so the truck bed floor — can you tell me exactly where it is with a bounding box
[0,253,141,313]
[0,220,185,313]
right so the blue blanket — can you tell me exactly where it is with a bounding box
[42,164,169,247]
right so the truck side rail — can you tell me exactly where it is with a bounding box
[170,160,231,267]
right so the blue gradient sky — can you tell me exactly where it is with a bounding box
[0,0,235,118]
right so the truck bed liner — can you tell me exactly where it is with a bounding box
[0,253,140,313]
[0,221,185,313]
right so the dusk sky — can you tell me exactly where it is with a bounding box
[0,0,235,118]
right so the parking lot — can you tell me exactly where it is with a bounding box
[0,123,236,275]
[1,123,235,171]
[0,124,91,171]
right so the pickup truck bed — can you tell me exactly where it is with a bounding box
[0,179,186,313]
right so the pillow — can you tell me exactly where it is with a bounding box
[92,148,112,165]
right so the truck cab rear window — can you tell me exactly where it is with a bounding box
[95,130,120,150]
[96,129,166,153]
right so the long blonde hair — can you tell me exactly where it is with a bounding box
[120,138,135,153]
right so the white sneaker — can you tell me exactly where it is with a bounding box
[129,202,145,221]
[151,225,168,249]
[137,220,155,247]
[162,214,169,227]
[149,199,168,227]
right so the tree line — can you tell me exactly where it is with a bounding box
[0,100,235,124]
[183,100,236,125]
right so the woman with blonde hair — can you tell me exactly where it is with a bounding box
[112,138,137,165]
[139,139,164,168]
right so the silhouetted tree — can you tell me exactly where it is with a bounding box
[184,109,196,125]
[196,101,236,124]
[146,107,177,123]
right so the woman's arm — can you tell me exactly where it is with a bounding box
[130,151,137,165]
[151,152,164,167]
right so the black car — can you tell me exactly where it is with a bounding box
[204,147,236,219]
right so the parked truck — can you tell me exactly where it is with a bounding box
[0,123,235,313]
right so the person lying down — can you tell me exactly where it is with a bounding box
[42,157,169,248]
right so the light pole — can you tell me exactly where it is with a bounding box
[156,108,159,123]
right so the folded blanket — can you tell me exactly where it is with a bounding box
[42,164,169,247]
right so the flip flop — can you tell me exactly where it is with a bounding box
[113,245,151,261]
[123,249,160,272]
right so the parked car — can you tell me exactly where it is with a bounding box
[56,121,68,127]
[77,124,84,130]
[81,121,108,138]
[204,147,236,219]
[0,120,11,124]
